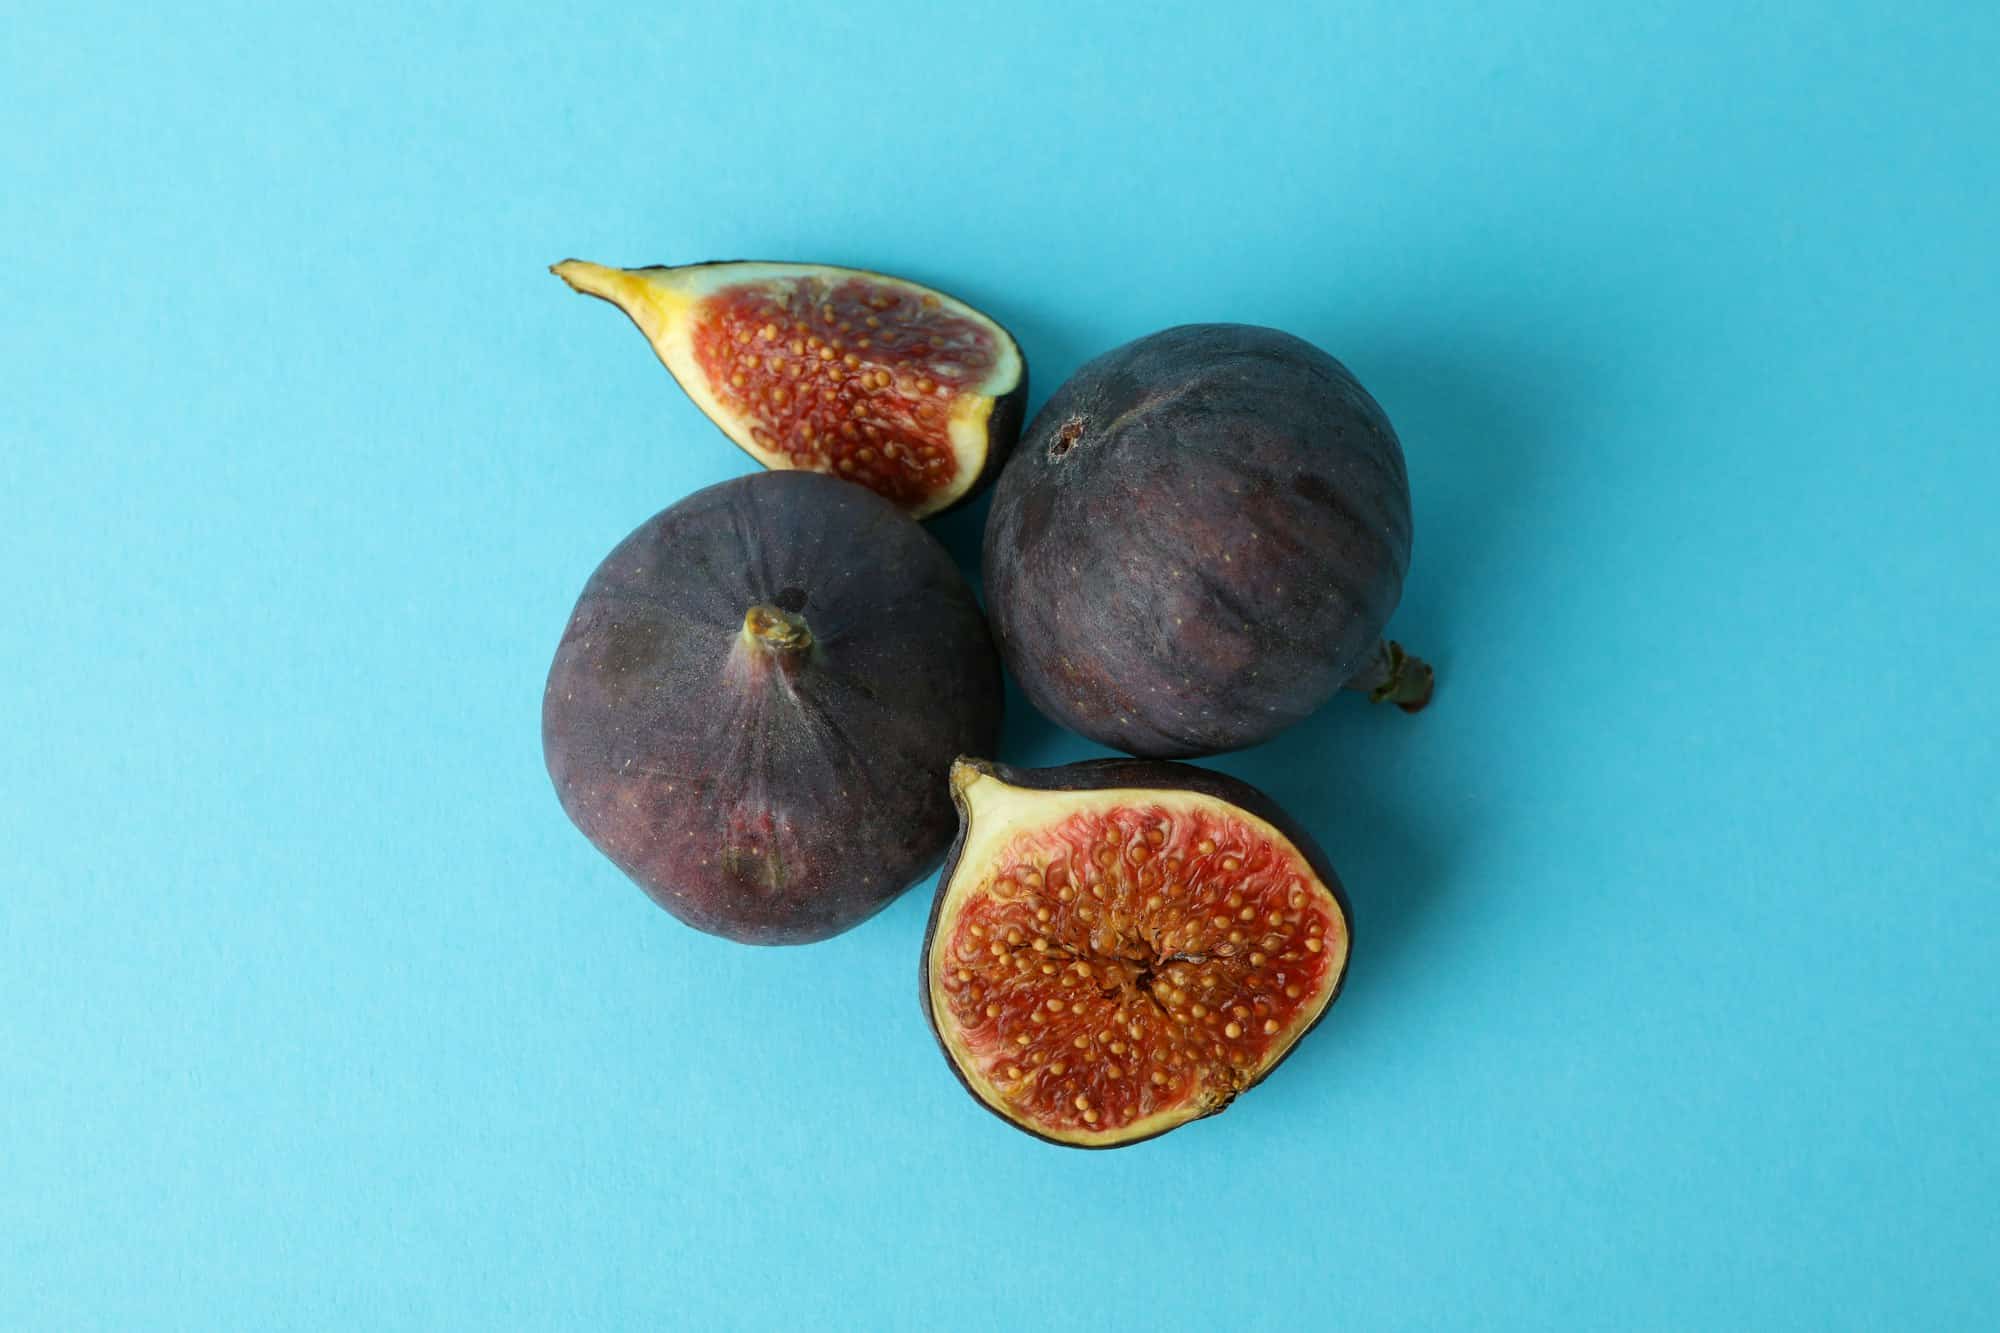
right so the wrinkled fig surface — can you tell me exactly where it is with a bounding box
[985,323,1431,757]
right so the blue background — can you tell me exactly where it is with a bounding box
[5,2,1996,1327]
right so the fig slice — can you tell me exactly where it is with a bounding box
[921,758,1352,1148]
[553,258,1027,518]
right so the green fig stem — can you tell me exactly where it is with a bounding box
[1343,639,1435,713]
[549,258,634,304]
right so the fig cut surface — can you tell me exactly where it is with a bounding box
[922,758,1351,1148]
[554,258,1026,518]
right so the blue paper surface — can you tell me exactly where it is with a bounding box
[4,2,1995,1327]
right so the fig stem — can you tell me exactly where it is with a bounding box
[1342,639,1435,714]
[742,604,814,659]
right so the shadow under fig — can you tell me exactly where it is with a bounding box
[1219,707,1462,1029]
[926,486,992,592]
[1211,315,1590,1050]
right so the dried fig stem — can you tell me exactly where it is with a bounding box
[741,604,814,677]
[1342,639,1434,713]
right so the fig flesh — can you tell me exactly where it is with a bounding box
[554,258,1027,518]
[921,758,1351,1147]
[543,471,1003,944]
[984,323,1432,757]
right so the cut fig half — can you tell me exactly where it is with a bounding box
[921,758,1352,1148]
[553,258,1027,518]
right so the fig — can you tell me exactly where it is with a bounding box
[920,758,1351,1148]
[984,323,1433,758]
[553,258,1027,518]
[543,471,1003,945]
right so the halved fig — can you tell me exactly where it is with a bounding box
[921,758,1352,1148]
[553,258,1027,518]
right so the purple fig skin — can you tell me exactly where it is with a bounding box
[543,471,1003,944]
[984,324,1416,758]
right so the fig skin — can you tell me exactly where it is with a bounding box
[543,471,1003,945]
[919,757,1352,1149]
[984,323,1428,758]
